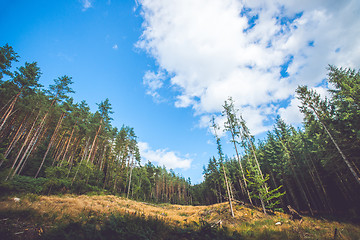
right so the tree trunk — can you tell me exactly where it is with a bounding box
[311,106,360,185]
[0,115,27,167]
[0,90,21,132]
[12,113,47,178]
[87,121,102,163]
[279,139,314,215]
[51,131,66,164]
[222,163,234,217]
[127,155,134,199]
[35,113,65,178]
[231,135,253,205]
[5,111,40,180]
[4,114,28,157]
[59,127,75,167]
[259,192,267,214]
[54,136,68,166]
[284,178,300,211]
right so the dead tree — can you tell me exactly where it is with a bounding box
[287,205,302,221]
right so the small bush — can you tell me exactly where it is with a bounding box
[42,178,71,194]
[0,175,47,195]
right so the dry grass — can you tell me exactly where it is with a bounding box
[1,195,208,224]
[1,194,360,239]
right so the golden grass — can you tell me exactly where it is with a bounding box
[1,194,360,239]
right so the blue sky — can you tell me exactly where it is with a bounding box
[1,0,359,183]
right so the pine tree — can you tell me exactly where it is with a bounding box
[211,116,234,217]
[297,86,360,185]
[222,97,252,204]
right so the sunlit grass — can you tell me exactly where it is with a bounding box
[1,194,360,239]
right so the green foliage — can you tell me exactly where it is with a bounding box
[0,172,106,196]
[2,45,360,219]
[0,45,192,206]
[43,178,72,195]
[0,175,47,194]
[0,43,19,80]
[246,169,285,212]
[45,166,69,179]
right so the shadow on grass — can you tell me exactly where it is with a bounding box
[41,212,303,240]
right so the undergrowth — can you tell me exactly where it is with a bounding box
[42,212,243,240]
[0,174,106,197]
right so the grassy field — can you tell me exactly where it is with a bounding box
[1,194,360,239]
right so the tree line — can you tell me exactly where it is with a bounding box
[192,66,360,218]
[1,44,359,217]
[0,44,191,204]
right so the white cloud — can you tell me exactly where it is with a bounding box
[312,86,332,100]
[279,85,332,126]
[137,0,360,133]
[112,44,118,50]
[142,70,166,102]
[138,142,192,170]
[278,97,303,125]
[81,0,93,11]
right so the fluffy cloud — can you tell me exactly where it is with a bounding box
[137,0,360,133]
[142,70,165,101]
[81,0,93,11]
[138,142,192,170]
[278,97,303,125]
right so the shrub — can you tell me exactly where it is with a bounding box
[42,178,71,195]
[0,175,47,194]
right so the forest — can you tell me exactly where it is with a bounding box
[1,44,360,219]
[0,44,192,205]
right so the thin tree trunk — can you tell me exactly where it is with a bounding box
[278,139,314,215]
[335,171,353,203]
[127,155,134,199]
[55,136,69,166]
[99,145,107,171]
[270,171,286,209]
[0,115,27,167]
[90,139,98,164]
[35,113,65,178]
[11,113,46,178]
[5,112,40,180]
[231,135,253,205]
[0,90,21,132]
[259,192,267,214]
[239,123,269,200]
[284,178,300,211]
[51,131,66,163]
[311,106,360,185]
[72,137,90,185]
[15,113,47,177]
[66,138,79,178]
[222,163,234,217]
[59,127,75,167]
[0,95,15,115]
[87,121,102,163]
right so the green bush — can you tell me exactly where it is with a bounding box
[0,173,107,196]
[43,178,72,194]
[45,166,69,179]
[0,175,47,194]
